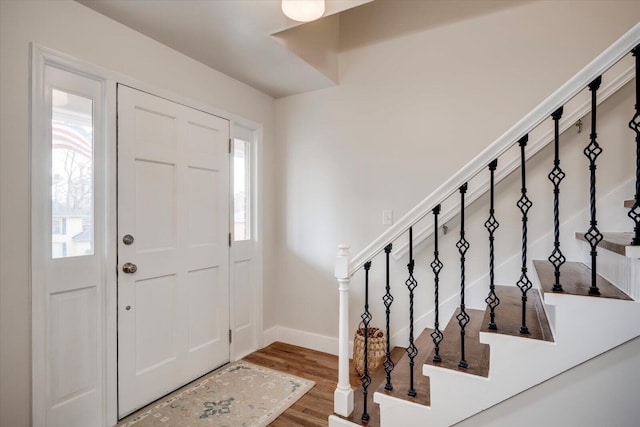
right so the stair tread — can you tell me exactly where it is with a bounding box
[533,260,632,300]
[480,285,554,342]
[375,328,432,406]
[339,346,405,426]
[625,199,635,208]
[575,231,636,256]
[426,308,490,377]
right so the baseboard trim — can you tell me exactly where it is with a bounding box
[263,326,342,356]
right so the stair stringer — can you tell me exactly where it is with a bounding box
[372,295,640,426]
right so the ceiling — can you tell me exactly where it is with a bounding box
[76,0,372,98]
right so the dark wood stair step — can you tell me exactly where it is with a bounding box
[375,328,432,406]
[625,199,635,208]
[575,231,639,257]
[480,285,554,342]
[425,308,490,377]
[533,260,632,300]
[338,346,405,426]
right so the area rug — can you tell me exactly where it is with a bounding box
[118,361,315,427]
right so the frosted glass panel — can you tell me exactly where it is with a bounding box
[52,89,94,258]
[233,139,251,241]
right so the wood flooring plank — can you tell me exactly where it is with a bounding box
[244,342,339,426]
[480,285,554,342]
[575,231,636,256]
[376,329,432,406]
[533,260,632,300]
[338,346,405,427]
[426,308,490,377]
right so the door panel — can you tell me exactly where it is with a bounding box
[118,85,230,417]
[230,128,258,359]
[134,275,178,374]
[135,160,177,250]
[36,65,105,427]
[49,287,98,404]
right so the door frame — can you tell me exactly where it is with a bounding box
[31,44,264,426]
[229,124,264,360]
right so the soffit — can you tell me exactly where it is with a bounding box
[76,0,372,98]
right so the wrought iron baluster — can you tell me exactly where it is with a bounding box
[549,107,566,292]
[405,228,418,397]
[584,76,603,295]
[484,160,500,330]
[628,45,640,246]
[360,261,372,422]
[516,135,532,335]
[383,244,394,391]
[456,184,470,368]
[430,205,444,362]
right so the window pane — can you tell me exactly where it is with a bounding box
[233,139,251,241]
[51,89,94,258]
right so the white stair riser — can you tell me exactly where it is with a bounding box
[374,294,640,426]
[576,239,640,300]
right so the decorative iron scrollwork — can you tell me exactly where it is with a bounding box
[383,244,394,391]
[548,107,566,292]
[516,135,532,335]
[457,184,470,368]
[360,261,372,422]
[405,228,418,397]
[584,77,603,295]
[431,205,444,362]
[628,45,640,246]
[485,160,500,330]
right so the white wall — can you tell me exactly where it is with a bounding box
[274,0,640,345]
[0,1,275,425]
[455,336,640,427]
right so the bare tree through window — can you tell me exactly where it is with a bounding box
[51,89,94,258]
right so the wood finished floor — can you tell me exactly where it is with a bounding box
[244,342,343,426]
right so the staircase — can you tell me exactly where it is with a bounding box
[329,22,640,427]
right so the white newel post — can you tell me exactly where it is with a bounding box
[334,243,354,416]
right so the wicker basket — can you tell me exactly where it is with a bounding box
[352,322,386,376]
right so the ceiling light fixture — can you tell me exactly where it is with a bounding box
[281,0,325,22]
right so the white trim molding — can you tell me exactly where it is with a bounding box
[30,44,265,427]
[348,21,640,274]
[263,325,339,356]
[391,62,635,261]
[31,45,115,427]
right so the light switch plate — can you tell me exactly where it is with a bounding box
[382,209,393,225]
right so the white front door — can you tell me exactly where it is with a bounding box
[117,85,231,417]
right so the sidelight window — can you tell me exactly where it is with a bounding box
[233,138,251,241]
[51,88,94,258]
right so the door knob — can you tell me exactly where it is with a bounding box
[122,262,137,274]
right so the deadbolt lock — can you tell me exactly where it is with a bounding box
[123,234,135,245]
